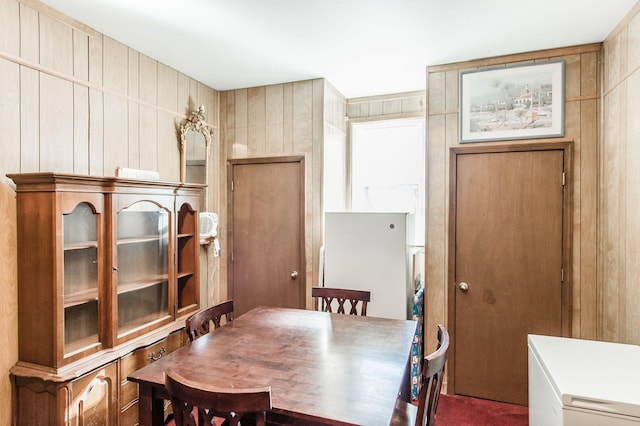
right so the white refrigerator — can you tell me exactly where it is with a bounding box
[322,212,416,320]
[528,334,640,425]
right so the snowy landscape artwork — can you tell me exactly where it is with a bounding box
[459,61,565,142]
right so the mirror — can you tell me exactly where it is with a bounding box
[180,105,212,210]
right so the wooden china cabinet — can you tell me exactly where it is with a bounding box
[8,173,203,425]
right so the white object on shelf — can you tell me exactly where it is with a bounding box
[528,334,640,425]
[116,167,160,180]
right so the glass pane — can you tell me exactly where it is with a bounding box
[63,203,99,356]
[116,201,170,335]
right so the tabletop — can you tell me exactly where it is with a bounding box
[129,306,417,426]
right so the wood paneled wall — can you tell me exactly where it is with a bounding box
[0,185,16,426]
[219,80,347,306]
[602,0,640,344]
[424,44,601,352]
[347,90,425,120]
[0,1,217,423]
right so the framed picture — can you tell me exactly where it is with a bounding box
[459,60,565,143]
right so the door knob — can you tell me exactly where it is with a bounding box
[458,282,469,292]
[291,271,298,279]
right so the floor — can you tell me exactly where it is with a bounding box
[436,394,529,425]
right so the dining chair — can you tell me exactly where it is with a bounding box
[185,300,234,342]
[165,369,272,426]
[390,324,449,426]
[311,286,371,316]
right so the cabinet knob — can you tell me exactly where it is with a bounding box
[291,271,298,280]
[458,282,469,292]
[147,347,165,361]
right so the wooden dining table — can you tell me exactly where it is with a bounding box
[128,306,417,425]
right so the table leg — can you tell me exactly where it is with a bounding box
[138,383,166,426]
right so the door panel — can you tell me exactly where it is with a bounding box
[230,158,305,317]
[452,148,565,405]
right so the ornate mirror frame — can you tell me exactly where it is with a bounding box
[180,105,212,210]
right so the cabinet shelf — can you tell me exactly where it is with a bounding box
[64,241,99,251]
[118,277,168,295]
[64,288,99,308]
[118,312,173,337]
[65,335,100,357]
[178,233,195,239]
[177,271,194,280]
[117,235,162,245]
[177,303,199,316]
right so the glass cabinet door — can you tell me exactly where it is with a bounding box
[63,203,101,357]
[116,201,171,338]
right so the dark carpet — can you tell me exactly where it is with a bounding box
[435,394,529,425]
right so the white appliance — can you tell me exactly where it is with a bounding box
[322,212,416,320]
[199,212,220,256]
[199,212,218,238]
[528,334,640,425]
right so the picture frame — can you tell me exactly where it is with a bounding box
[459,60,565,143]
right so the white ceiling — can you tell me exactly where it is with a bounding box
[39,0,638,98]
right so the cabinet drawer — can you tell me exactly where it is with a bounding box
[120,329,184,379]
[120,400,139,426]
[120,329,185,408]
[120,399,173,426]
[121,379,139,410]
[120,339,166,380]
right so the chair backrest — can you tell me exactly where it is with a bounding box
[185,300,234,342]
[165,370,272,426]
[311,287,371,316]
[415,324,449,426]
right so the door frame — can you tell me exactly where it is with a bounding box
[446,140,573,395]
[226,155,306,308]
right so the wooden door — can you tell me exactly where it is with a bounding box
[449,144,571,406]
[228,156,305,316]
